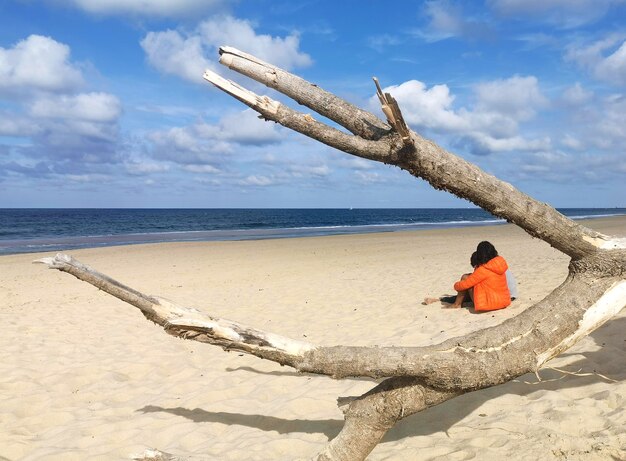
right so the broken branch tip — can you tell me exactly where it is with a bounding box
[34,252,72,267]
[34,257,55,266]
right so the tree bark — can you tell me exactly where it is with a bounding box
[36,47,626,460]
[36,253,626,389]
[218,46,390,140]
[207,47,621,260]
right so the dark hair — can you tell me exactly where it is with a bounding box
[470,251,478,268]
[475,241,498,266]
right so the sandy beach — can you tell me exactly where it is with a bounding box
[1,216,625,460]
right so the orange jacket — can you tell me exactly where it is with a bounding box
[454,255,511,312]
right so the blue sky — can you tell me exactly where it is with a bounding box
[1,0,625,208]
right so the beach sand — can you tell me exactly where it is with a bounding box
[1,216,625,460]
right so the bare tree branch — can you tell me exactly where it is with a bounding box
[35,253,626,390]
[206,47,618,260]
[35,253,316,359]
[203,70,391,161]
[218,46,390,140]
[317,377,461,461]
[36,47,626,461]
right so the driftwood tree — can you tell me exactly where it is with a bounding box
[39,47,626,460]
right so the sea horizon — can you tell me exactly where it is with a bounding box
[1,207,624,256]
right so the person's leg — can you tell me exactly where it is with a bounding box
[423,295,456,304]
[446,291,466,308]
[423,274,471,307]
[446,274,470,308]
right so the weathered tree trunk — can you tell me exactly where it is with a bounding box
[37,47,626,460]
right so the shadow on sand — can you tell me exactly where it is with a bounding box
[138,316,626,444]
[139,405,344,440]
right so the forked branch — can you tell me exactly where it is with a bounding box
[36,253,626,390]
[37,250,626,461]
[373,77,411,144]
[35,47,626,461]
[205,47,617,260]
[202,70,389,162]
[218,46,390,140]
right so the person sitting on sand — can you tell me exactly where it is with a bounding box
[505,268,518,301]
[424,241,512,311]
[423,252,480,308]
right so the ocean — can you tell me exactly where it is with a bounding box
[0,208,624,256]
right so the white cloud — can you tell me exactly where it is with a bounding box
[65,173,112,183]
[141,15,311,83]
[0,35,84,94]
[205,109,284,145]
[145,108,339,190]
[61,0,230,17]
[560,134,584,150]
[337,157,375,171]
[193,176,222,186]
[21,93,122,146]
[597,41,626,85]
[0,36,124,170]
[513,150,626,183]
[566,35,626,86]
[49,119,119,142]
[488,0,624,28]
[426,1,469,38]
[501,80,626,185]
[474,76,547,120]
[557,85,626,151]
[566,35,621,68]
[561,82,594,106]
[198,16,312,69]
[355,171,387,184]
[595,94,626,143]
[149,126,234,164]
[287,164,330,178]
[465,134,550,155]
[141,30,210,83]
[376,80,467,132]
[239,174,276,186]
[125,161,170,175]
[0,112,41,137]
[368,34,402,52]
[514,33,561,51]
[149,108,285,164]
[182,164,221,173]
[417,0,494,42]
[29,93,121,122]
[135,104,197,117]
[371,75,549,155]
